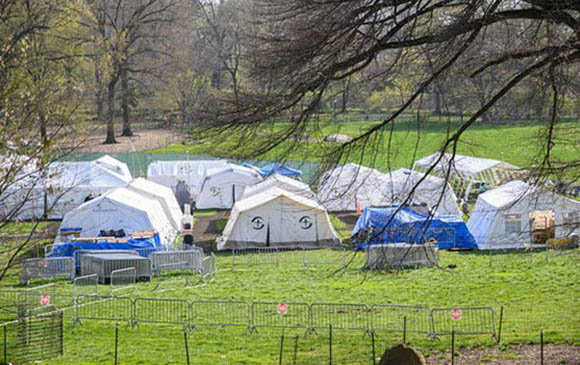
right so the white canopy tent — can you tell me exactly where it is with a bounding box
[56,186,178,245]
[379,168,461,216]
[1,155,132,220]
[218,187,340,250]
[146,159,228,202]
[125,178,183,231]
[413,153,522,200]
[242,174,315,200]
[196,164,262,209]
[467,180,580,249]
[317,163,387,212]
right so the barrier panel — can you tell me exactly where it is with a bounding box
[19,257,75,284]
[252,302,311,330]
[0,310,64,363]
[76,249,138,271]
[430,307,496,338]
[276,247,307,267]
[75,295,133,323]
[133,298,189,326]
[150,251,198,273]
[489,248,535,266]
[370,304,431,334]
[190,300,251,329]
[201,255,216,278]
[154,262,191,290]
[232,247,279,269]
[73,274,99,297]
[17,293,75,319]
[546,242,578,262]
[110,267,136,295]
[311,303,369,332]
[366,244,438,269]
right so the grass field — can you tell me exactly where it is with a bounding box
[152,116,579,175]
[1,249,578,364]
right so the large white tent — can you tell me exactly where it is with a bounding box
[125,178,183,231]
[242,174,315,200]
[1,155,131,220]
[413,153,522,200]
[317,163,387,212]
[56,186,178,245]
[380,168,461,216]
[196,164,262,209]
[467,180,580,249]
[217,187,340,250]
[146,160,228,203]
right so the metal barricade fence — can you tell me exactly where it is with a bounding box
[73,274,99,297]
[154,262,191,290]
[366,244,438,269]
[251,302,311,331]
[75,295,133,323]
[19,257,75,284]
[76,249,138,271]
[133,298,189,326]
[17,292,75,319]
[232,247,279,269]
[190,300,251,330]
[150,251,198,273]
[311,303,370,333]
[546,242,578,261]
[430,307,496,338]
[0,290,33,321]
[275,247,306,267]
[110,267,136,295]
[370,304,431,334]
[135,247,164,258]
[201,255,216,278]
[489,248,535,266]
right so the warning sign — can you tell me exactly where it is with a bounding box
[450,308,461,320]
[278,303,287,315]
[40,295,50,306]
[40,259,46,267]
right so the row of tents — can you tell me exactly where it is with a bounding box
[2,154,578,251]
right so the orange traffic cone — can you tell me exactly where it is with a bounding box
[356,203,361,214]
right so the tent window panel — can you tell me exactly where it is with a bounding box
[563,212,579,231]
[505,214,522,233]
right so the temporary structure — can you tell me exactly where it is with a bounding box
[125,178,183,231]
[217,187,340,249]
[56,186,178,245]
[1,155,132,220]
[413,153,522,200]
[352,206,477,250]
[467,180,580,249]
[146,159,228,202]
[196,164,262,209]
[242,174,315,200]
[380,169,461,216]
[241,163,302,178]
[317,163,387,212]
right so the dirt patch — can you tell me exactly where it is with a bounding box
[77,129,182,153]
[425,344,580,364]
[193,211,229,251]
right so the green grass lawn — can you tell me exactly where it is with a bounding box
[153,117,579,176]
[1,249,578,364]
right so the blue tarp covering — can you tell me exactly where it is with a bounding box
[352,206,478,250]
[243,163,302,177]
[50,234,161,263]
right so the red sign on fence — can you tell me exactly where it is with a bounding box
[40,259,46,267]
[278,303,287,315]
[450,308,461,320]
[40,295,50,306]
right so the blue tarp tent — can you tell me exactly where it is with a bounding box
[352,206,477,250]
[50,234,162,269]
[243,163,302,178]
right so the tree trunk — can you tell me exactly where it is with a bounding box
[104,79,117,144]
[340,77,350,114]
[95,64,104,120]
[433,89,442,116]
[120,63,133,136]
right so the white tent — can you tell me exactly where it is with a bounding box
[467,180,580,249]
[146,160,228,201]
[56,186,178,245]
[413,153,522,200]
[218,187,340,250]
[1,156,132,220]
[196,164,262,209]
[379,168,461,216]
[242,174,315,200]
[125,178,183,231]
[316,163,390,212]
